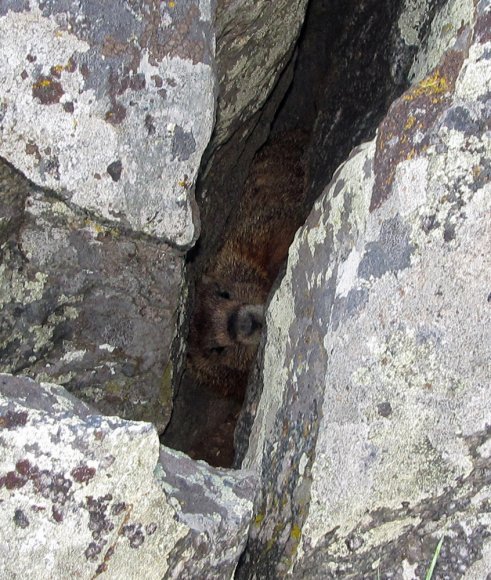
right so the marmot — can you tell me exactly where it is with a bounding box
[188,130,308,399]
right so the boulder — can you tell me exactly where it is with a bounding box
[0,1,217,426]
[237,0,491,576]
[0,374,256,579]
[0,0,216,246]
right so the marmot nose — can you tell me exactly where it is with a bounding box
[242,312,262,335]
[233,304,265,344]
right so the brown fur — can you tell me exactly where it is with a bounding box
[188,130,308,400]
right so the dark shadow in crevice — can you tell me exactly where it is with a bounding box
[162,0,428,468]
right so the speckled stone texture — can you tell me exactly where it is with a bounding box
[0,1,216,426]
[0,374,256,579]
[236,0,491,577]
[0,158,182,432]
[0,0,215,246]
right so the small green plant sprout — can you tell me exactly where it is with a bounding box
[425,536,445,580]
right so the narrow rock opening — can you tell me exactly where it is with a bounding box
[162,0,428,467]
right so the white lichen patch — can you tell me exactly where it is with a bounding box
[455,40,491,101]
[398,0,431,47]
[0,260,48,306]
[409,0,475,82]
[61,350,87,363]
[335,247,364,299]
[392,157,429,217]
[325,141,375,247]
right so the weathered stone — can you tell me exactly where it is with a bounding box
[0,1,217,427]
[213,0,308,146]
[0,1,216,247]
[0,374,256,579]
[0,176,183,431]
[237,0,491,577]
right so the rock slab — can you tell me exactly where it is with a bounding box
[0,373,256,579]
[237,0,491,577]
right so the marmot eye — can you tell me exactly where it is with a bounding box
[210,346,225,354]
[218,290,231,299]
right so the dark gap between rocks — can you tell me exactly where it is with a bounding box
[162,0,419,467]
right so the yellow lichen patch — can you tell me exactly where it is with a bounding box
[254,513,265,526]
[52,65,64,75]
[83,218,121,239]
[33,79,54,89]
[404,115,417,130]
[406,148,417,160]
[472,165,482,179]
[290,524,302,540]
[403,70,449,101]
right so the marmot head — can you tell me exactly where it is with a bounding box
[187,276,267,397]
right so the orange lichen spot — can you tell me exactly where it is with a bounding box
[404,70,449,101]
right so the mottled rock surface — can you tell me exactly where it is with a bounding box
[237,0,491,577]
[0,156,182,432]
[212,0,308,147]
[0,1,217,426]
[0,0,215,246]
[0,374,256,579]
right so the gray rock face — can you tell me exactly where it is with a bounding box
[0,162,183,431]
[0,0,216,247]
[213,0,308,147]
[237,0,491,577]
[0,374,256,579]
[0,1,217,426]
